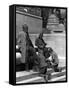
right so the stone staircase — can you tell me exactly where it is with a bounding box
[47,14,65,33]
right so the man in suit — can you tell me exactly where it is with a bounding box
[17,25,27,64]
[17,24,34,70]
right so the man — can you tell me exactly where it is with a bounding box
[20,24,37,70]
[47,48,61,72]
[17,25,27,64]
[35,32,48,74]
[17,24,33,69]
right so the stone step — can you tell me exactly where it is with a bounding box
[16,66,66,84]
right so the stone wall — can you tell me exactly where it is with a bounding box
[16,10,42,38]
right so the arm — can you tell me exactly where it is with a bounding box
[51,52,59,65]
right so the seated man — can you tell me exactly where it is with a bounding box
[35,32,48,74]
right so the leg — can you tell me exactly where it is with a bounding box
[39,66,47,74]
[39,67,51,82]
[53,64,61,72]
[25,46,36,70]
[25,60,29,71]
[44,73,51,82]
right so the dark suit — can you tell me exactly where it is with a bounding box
[35,37,47,74]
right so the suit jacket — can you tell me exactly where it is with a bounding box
[17,31,26,63]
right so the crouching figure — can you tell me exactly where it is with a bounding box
[46,47,62,72]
